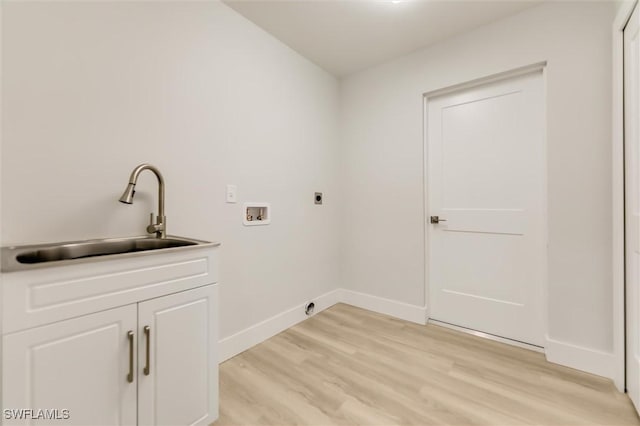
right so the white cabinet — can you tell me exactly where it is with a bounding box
[2,285,217,426]
[3,305,139,425]
[1,244,220,426]
[138,286,218,426]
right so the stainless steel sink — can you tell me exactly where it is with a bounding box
[1,235,218,272]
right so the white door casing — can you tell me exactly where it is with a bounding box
[137,285,218,426]
[2,305,138,425]
[625,2,640,413]
[426,68,546,347]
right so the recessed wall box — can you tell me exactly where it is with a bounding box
[243,203,270,226]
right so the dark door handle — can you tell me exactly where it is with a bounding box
[430,216,447,224]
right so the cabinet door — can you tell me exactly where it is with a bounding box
[2,305,138,425]
[138,285,218,426]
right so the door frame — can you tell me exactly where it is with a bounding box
[422,62,548,351]
[614,0,638,393]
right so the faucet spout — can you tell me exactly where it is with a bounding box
[119,163,166,238]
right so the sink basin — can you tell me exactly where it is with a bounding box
[16,238,197,264]
[1,236,217,272]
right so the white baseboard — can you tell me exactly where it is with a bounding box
[218,288,426,362]
[218,290,617,384]
[218,289,340,362]
[545,336,617,380]
[338,289,427,325]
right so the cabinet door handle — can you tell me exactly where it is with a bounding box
[127,331,134,383]
[143,326,151,376]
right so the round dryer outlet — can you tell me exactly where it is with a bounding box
[305,302,315,315]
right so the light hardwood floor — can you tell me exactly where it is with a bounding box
[216,304,640,425]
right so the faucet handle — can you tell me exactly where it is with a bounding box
[146,213,159,236]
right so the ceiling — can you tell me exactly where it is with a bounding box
[223,0,541,76]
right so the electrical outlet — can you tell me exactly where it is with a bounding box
[226,185,237,203]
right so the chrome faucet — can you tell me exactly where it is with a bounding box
[119,163,166,238]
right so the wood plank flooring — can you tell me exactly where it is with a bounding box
[216,304,640,425]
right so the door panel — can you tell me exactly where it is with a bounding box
[137,285,218,426]
[2,305,137,425]
[427,70,545,346]
[625,2,640,413]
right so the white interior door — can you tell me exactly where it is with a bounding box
[427,69,546,347]
[625,2,640,413]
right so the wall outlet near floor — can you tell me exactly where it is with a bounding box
[305,302,315,315]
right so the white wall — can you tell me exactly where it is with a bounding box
[1,1,341,341]
[340,1,616,370]
[2,0,621,381]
